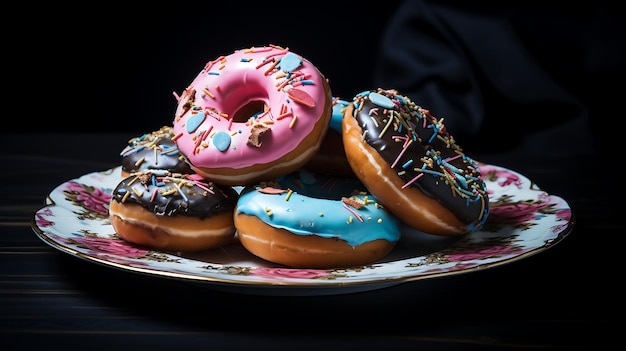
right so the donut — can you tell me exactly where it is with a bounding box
[119,126,193,178]
[109,170,239,252]
[172,45,333,186]
[342,88,489,236]
[303,97,355,177]
[234,169,402,268]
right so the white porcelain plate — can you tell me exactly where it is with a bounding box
[32,164,574,296]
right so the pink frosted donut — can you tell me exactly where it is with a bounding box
[172,45,333,186]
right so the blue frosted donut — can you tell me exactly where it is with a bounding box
[234,169,401,268]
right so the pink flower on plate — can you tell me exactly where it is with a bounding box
[419,262,479,275]
[35,210,54,228]
[68,236,149,258]
[556,208,572,222]
[488,201,551,224]
[481,165,523,189]
[64,181,112,214]
[446,244,523,262]
[250,267,329,279]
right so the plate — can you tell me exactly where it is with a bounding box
[32,164,574,296]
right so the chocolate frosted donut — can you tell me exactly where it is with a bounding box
[120,126,193,178]
[342,88,489,235]
[109,170,239,251]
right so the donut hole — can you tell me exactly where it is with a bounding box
[231,100,268,123]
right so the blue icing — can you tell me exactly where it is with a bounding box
[330,98,350,133]
[277,52,302,73]
[236,170,402,247]
[368,92,395,109]
[212,131,231,151]
[186,111,206,133]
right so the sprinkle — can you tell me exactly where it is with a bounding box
[255,57,276,70]
[378,114,394,139]
[265,207,273,217]
[342,196,364,209]
[288,114,297,128]
[162,145,178,155]
[402,173,424,189]
[276,77,291,91]
[203,126,213,140]
[258,187,287,194]
[390,138,413,169]
[188,179,215,194]
[134,157,145,168]
[343,204,363,222]
[445,154,462,162]
[255,109,271,121]
[264,60,280,76]
[203,87,215,99]
[285,189,293,201]
[120,146,139,156]
[287,88,316,107]
[121,191,130,203]
[150,188,158,202]
[161,188,177,196]
[175,183,189,202]
[127,175,140,186]
[277,111,293,120]
[130,186,142,197]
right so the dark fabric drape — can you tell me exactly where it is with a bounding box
[373,1,625,156]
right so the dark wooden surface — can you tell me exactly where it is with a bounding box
[0,132,620,350]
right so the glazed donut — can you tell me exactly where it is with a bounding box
[342,88,489,236]
[303,97,355,177]
[234,169,402,268]
[172,45,333,186]
[109,170,239,252]
[119,126,193,178]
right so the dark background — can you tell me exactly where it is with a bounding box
[12,2,624,157]
[15,3,401,134]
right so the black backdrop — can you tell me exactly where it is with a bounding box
[19,3,400,133]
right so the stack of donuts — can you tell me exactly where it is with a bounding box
[108,44,490,269]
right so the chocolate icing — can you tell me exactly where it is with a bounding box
[120,126,193,175]
[111,170,239,219]
[349,88,489,229]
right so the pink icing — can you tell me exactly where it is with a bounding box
[172,45,330,170]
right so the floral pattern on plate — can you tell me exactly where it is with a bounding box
[32,164,574,295]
